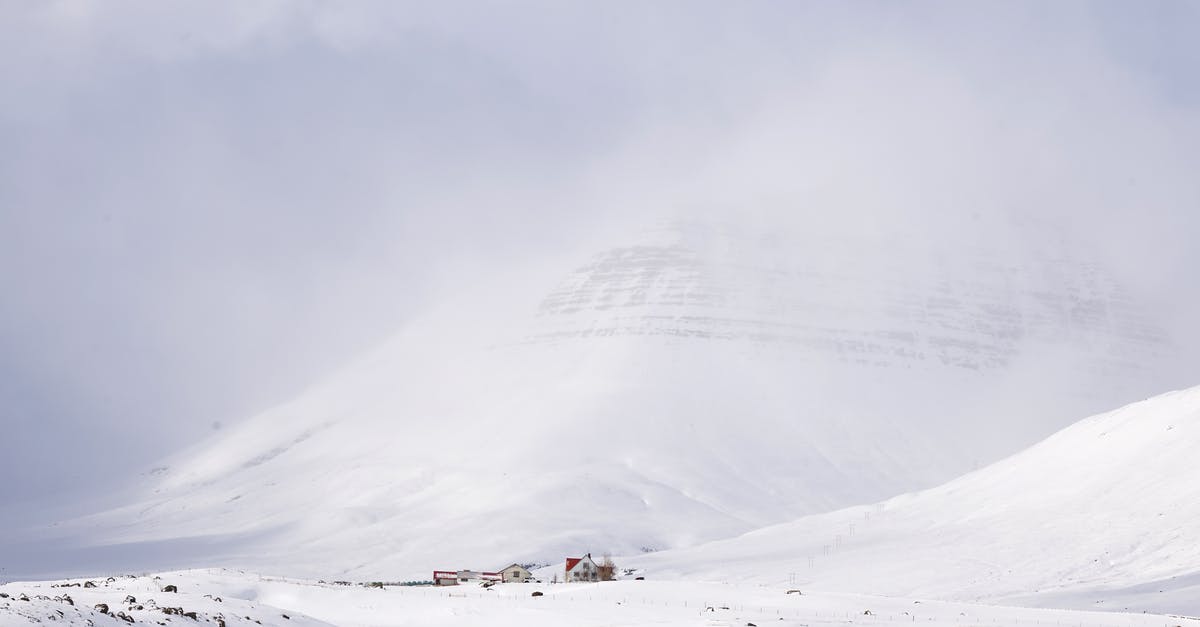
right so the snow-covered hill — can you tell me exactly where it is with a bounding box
[0,571,328,626]
[628,384,1200,615]
[37,218,1180,581]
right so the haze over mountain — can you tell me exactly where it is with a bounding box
[27,214,1179,582]
[5,1,1200,512]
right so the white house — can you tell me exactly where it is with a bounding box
[499,563,533,583]
[564,554,600,582]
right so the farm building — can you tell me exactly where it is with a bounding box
[433,569,501,585]
[499,563,533,583]
[564,554,600,582]
[456,569,502,583]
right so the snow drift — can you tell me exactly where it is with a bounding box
[631,384,1200,615]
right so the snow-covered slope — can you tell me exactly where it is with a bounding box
[0,571,328,626]
[629,384,1200,614]
[43,218,1179,581]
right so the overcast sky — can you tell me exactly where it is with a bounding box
[2,1,1199,513]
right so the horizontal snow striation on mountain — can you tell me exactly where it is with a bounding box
[60,218,1179,580]
[628,384,1200,614]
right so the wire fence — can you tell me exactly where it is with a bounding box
[389,585,1175,627]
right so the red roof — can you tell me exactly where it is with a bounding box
[565,557,582,571]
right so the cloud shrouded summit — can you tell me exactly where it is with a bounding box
[26,215,1178,581]
[1,1,1198,548]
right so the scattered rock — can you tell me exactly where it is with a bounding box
[84,581,97,588]
[786,589,802,595]
[863,610,873,615]
[183,611,199,619]
[17,593,29,602]
[115,611,135,623]
[94,603,110,614]
[531,591,544,597]
[162,584,178,593]
[124,595,137,604]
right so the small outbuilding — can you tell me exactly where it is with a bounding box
[499,563,533,583]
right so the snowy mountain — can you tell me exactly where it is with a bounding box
[629,384,1200,615]
[47,218,1179,581]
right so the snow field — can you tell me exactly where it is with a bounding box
[624,386,1200,615]
[0,570,327,626]
[2,570,1189,627]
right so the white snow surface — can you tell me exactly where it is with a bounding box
[28,219,1182,582]
[626,385,1200,615]
[1,570,1191,627]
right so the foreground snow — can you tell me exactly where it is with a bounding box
[1,569,1188,627]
